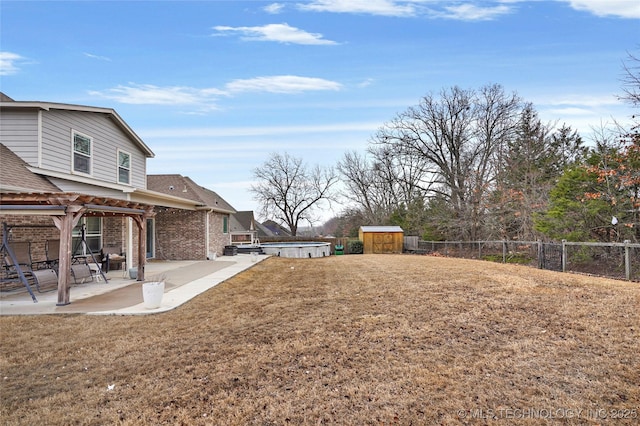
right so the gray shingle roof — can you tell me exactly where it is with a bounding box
[147,174,235,213]
[0,144,61,193]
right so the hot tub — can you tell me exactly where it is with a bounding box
[260,242,331,258]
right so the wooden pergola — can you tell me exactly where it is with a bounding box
[0,192,154,305]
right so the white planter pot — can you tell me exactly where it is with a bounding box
[142,281,164,309]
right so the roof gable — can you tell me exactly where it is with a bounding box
[0,96,154,158]
[231,211,255,231]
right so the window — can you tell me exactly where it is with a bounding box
[118,150,131,184]
[73,131,92,174]
[72,217,102,255]
[223,216,228,234]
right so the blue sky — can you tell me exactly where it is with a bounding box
[1,0,638,223]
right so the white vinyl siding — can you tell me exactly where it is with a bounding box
[0,109,40,166]
[40,110,147,188]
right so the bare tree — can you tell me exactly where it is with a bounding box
[251,152,338,236]
[371,84,522,239]
[619,49,640,109]
[337,150,397,224]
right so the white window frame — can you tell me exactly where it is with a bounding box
[117,149,132,185]
[72,217,103,255]
[72,130,93,176]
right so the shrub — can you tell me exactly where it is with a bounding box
[348,240,364,254]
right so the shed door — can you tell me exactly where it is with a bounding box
[373,233,395,253]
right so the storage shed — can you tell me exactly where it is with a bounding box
[358,226,404,254]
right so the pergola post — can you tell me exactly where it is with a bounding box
[132,209,153,282]
[52,206,84,306]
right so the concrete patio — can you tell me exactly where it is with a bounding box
[0,253,268,316]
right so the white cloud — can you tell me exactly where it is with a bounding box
[88,83,225,106]
[213,23,337,45]
[297,0,417,17]
[140,122,377,138]
[561,0,640,19]
[225,75,342,94]
[264,3,285,14]
[357,78,375,88]
[89,76,342,106]
[436,3,513,20]
[0,52,26,76]
[83,52,111,61]
[547,107,595,116]
[541,94,622,108]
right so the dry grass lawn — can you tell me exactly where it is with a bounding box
[1,255,639,425]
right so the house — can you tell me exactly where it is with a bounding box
[0,93,237,304]
[261,220,291,237]
[147,174,235,260]
[229,211,276,246]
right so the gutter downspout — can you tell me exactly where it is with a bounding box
[127,217,133,274]
[205,210,211,259]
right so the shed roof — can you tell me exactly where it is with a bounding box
[359,226,404,233]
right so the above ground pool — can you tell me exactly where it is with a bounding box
[260,242,331,258]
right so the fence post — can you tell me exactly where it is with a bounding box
[502,241,507,263]
[537,240,542,269]
[624,240,631,281]
[562,239,567,273]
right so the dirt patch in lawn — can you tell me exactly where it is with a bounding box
[1,255,638,425]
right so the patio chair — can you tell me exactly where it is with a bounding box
[3,241,32,273]
[101,245,125,272]
[71,263,93,284]
[3,241,58,292]
[45,239,60,269]
[31,268,59,291]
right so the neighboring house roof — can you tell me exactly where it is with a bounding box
[0,143,61,193]
[230,211,255,232]
[255,221,275,237]
[360,226,404,233]
[229,211,275,237]
[147,174,236,214]
[0,93,154,158]
[262,220,291,236]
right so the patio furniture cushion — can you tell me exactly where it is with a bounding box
[101,246,125,272]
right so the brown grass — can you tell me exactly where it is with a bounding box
[1,255,639,425]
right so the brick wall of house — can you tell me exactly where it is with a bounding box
[0,215,140,265]
[102,216,135,266]
[208,212,231,258]
[102,217,126,249]
[0,215,59,263]
[154,209,207,260]
[1,209,232,266]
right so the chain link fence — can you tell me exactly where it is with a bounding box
[404,238,639,282]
